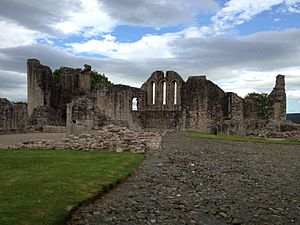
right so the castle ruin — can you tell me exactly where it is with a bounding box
[0,59,289,135]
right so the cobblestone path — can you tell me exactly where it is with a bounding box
[68,132,300,225]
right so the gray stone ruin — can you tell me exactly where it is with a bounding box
[1,58,297,138]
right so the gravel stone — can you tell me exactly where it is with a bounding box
[67,132,300,225]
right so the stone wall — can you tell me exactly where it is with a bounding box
[268,75,286,122]
[141,71,184,110]
[0,98,28,134]
[30,106,64,128]
[93,84,144,129]
[182,76,226,134]
[27,59,93,126]
[12,124,162,153]
[136,110,184,130]
[224,93,245,135]
[24,59,290,136]
[27,59,52,116]
[66,97,108,136]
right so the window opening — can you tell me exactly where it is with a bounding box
[132,97,138,111]
[152,82,156,105]
[163,81,167,105]
[174,81,177,105]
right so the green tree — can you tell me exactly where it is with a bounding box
[52,67,112,89]
[52,67,64,85]
[245,92,269,118]
[91,70,113,89]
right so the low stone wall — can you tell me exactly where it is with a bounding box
[0,98,28,134]
[42,126,66,133]
[246,122,300,141]
[10,125,162,153]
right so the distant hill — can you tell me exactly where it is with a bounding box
[287,113,300,124]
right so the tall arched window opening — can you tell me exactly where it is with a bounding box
[152,82,156,105]
[163,81,167,105]
[173,81,177,105]
[132,97,138,111]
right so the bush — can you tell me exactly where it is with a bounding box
[52,67,64,85]
[91,70,113,89]
[245,92,269,118]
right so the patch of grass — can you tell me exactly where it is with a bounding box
[188,131,300,145]
[0,150,144,225]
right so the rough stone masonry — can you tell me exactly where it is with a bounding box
[1,59,298,136]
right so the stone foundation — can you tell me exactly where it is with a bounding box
[11,125,162,153]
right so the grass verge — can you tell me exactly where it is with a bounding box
[188,131,300,145]
[0,149,144,225]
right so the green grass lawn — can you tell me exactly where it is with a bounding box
[188,131,300,145]
[0,150,144,225]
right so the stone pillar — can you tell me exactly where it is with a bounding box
[268,75,286,122]
[27,59,52,116]
[79,64,91,95]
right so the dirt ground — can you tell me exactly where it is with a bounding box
[0,133,66,149]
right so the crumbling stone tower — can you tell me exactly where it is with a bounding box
[268,75,286,122]
[27,59,92,125]
[27,59,52,116]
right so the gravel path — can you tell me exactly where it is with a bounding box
[68,132,300,225]
[0,133,66,148]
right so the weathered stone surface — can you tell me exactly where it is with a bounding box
[0,98,28,134]
[268,75,286,122]
[27,59,92,126]
[67,133,300,225]
[3,59,297,136]
[27,59,52,116]
[11,125,161,153]
[30,105,64,128]
[66,97,108,136]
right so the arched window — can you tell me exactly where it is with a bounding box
[173,81,177,105]
[152,82,156,105]
[132,97,138,111]
[163,81,167,105]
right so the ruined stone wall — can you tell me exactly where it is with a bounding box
[66,97,108,136]
[24,59,288,136]
[135,110,183,130]
[27,59,52,116]
[92,84,144,129]
[0,98,28,134]
[268,75,286,122]
[141,71,184,110]
[136,71,185,130]
[243,99,268,131]
[50,65,91,122]
[224,93,245,134]
[30,106,64,128]
[182,76,226,134]
[27,59,92,126]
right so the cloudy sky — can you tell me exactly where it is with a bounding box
[0,0,299,112]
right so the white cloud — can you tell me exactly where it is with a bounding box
[52,0,116,36]
[69,32,180,60]
[216,67,300,112]
[0,69,27,101]
[211,0,300,35]
[217,67,300,97]
[0,20,44,48]
[287,90,300,100]
[181,26,212,38]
